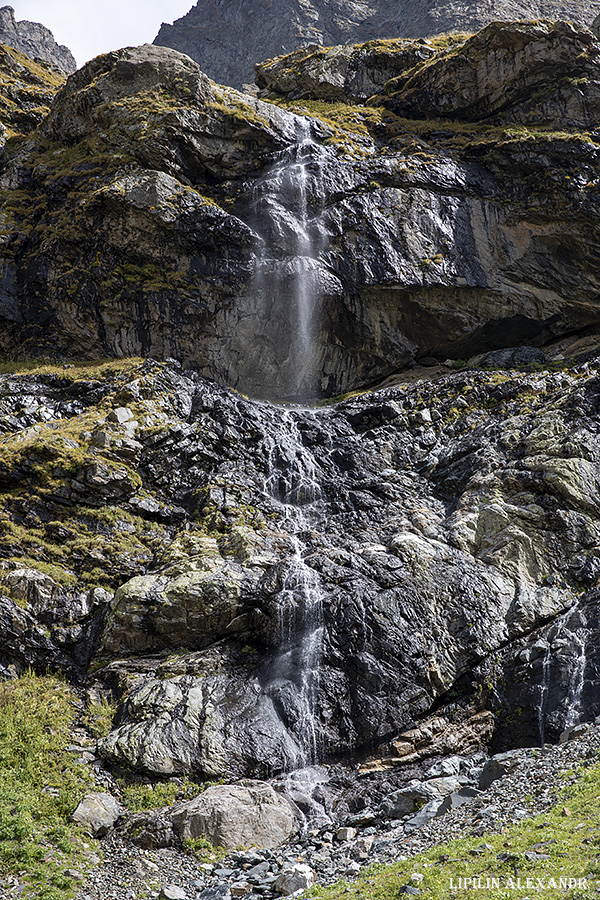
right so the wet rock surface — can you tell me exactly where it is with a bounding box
[2,353,600,778]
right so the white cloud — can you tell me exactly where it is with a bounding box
[12,1,195,67]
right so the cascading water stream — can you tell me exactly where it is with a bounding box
[537,599,588,745]
[563,606,587,730]
[250,118,329,399]
[247,119,332,771]
[263,410,325,769]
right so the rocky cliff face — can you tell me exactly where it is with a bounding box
[1,350,599,783]
[1,16,600,839]
[2,23,600,401]
[154,0,600,88]
[0,6,76,74]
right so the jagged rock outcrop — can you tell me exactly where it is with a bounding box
[0,42,65,135]
[256,20,600,126]
[2,30,600,400]
[0,6,76,74]
[154,0,600,89]
[255,38,441,102]
[1,352,600,779]
[379,20,600,127]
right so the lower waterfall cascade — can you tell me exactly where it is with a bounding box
[263,409,326,768]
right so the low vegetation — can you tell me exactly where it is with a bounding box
[0,671,97,900]
[310,759,600,899]
[119,776,201,812]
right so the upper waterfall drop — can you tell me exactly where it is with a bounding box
[248,118,332,401]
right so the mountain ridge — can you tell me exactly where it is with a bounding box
[0,5,76,74]
[154,0,600,88]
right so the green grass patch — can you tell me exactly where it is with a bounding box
[0,671,98,899]
[119,777,201,812]
[83,697,116,739]
[183,836,227,863]
[310,757,600,899]
[0,356,145,379]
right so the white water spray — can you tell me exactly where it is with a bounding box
[264,409,325,768]
[537,600,587,745]
[250,119,329,399]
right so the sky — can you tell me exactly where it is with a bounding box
[11,1,196,68]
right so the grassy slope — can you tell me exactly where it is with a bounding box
[0,672,98,900]
[310,758,600,899]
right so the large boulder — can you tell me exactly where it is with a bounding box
[100,545,247,656]
[169,781,296,849]
[72,792,123,836]
[41,44,300,175]
[256,39,438,102]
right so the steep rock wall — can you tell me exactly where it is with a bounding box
[1,356,599,778]
[0,6,76,74]
[1,26,600,400]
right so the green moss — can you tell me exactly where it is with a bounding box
[208,96,269,129]
[426,31,472,50]
[0,671,98,900]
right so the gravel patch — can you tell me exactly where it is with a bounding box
[74,725,600,900]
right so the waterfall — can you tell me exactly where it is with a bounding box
[563,605,587,730]
[250,118,329,400]
[537,600,588,744]
[263,409,325,768]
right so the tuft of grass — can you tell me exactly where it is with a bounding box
[119,777,200,812]
[0,671,98,900]
[183,836,227,863]
[83,697,116,739]
[309,756,600,900]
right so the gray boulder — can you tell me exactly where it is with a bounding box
[478,750,523,790]
[256,40,436,102]
[424,756,463,778]
[403,798,444,832]
[275,863,316,896]
[379,776,461,818]
[436,786,482,815]
[71,792,123,836]
[170,781,296,850]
